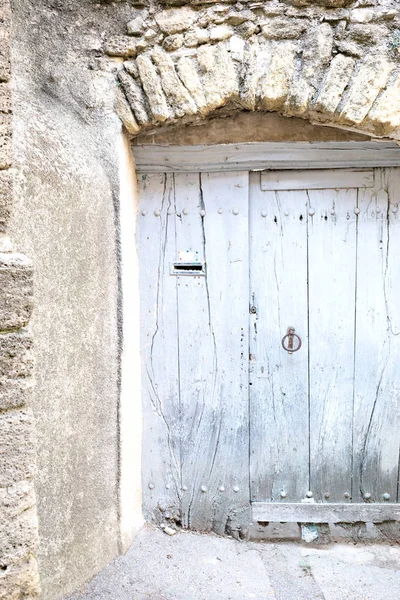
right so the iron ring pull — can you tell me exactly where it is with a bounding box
[281,327,302,354]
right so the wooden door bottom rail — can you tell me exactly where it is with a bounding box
[252,502,400,523]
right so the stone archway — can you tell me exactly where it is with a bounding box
[107,1,400,141]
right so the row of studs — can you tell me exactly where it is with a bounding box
[141,205,399,217]
[149,483,240,493]
[149,483,392,501]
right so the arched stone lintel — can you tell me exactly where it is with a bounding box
[114,37,400,143]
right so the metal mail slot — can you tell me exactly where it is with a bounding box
[170,250,205,276]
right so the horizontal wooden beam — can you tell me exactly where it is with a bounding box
[133,142,400,173]
[252,502,400,524]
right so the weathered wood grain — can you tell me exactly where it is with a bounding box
[138,173,182,524]
[252,502,400,523]
[353,169,400,503]
[261,169,374,191]
[189,171,250,534]
[249,173,309,502]
[308,187,357,502]
[133,142,400,173]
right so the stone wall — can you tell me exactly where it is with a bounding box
[107,0,400,140]
[0,1,40,599]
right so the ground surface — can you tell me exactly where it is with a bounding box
[65,525,400,600]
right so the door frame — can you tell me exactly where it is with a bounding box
[133,141,400,173]
[134,141,400,525]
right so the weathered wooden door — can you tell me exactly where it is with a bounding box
[138,171,250,534]
[138,167,400,532]
[250,168,400,521]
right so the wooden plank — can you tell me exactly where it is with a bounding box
[261,169,374,191]
[353,168,400,503]
[133,142,400,173]
[175,171,250,534]
[252,502,400,523]
[308,187,358,502]
[249,173,309,503]
[138,173,182,523]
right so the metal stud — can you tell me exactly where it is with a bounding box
[344,492,350,499]
[182,485,188,491]
[182,208,189,215]
[167,208,174,215]
[363,492,371,500]
[200,209,206,217]
[391,204,398,213]
[233,208,239,215]
[141,209,148,216]
[284,210,289,217]
[280,490,287,498]
[376,206,381,213]
[154,209,161,217]
[218,208,223,214]
[324,492,330,499]
[308,209,315,217]
[306,491,313,498]
[383,493,391,501]
[166,484,170,490]
[233,486,240,493]
[148,483,155,490]
[261,210,267,218]
[354,207,360,215]
[219,486,225,492]
[330,209,335,216]
[201,485,207,493]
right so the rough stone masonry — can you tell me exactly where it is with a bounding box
[0,1,39,599]
[105,0,400,140]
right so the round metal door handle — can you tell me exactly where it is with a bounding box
[281,327,302,354]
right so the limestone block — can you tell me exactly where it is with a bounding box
[0,408,36,487]
[118,70,151,125]
[0,82,11,113]
[0,480,36,522]
[0,253,33,331]
[124,60,139,79]
[184,27,210,48]
[0,27,11,83]
[115,87,140,135]
[0,169,12,233]
[240,40,270,111]
[155,7,198,35]
[348,24,386,45]
[290,0,353,6]
[163,34,184,52]
[335,40,363,59]
[0,113,12,169]
[104,36,137,58]
[313,54,355,114]
[260,42,297,111]
[152,47,197,118]
[127,16,145,36]
[0,331,34,410]
[230,35,245,62]
[301,23,333,83]
[227,10,255,26]
[286,22,333,114]
[176,57,208,115]
[366,74,400,136]
[340,55,392,125]
[261,18,308,40]
[209,25,233,42]
[136,54,170,122]
[350,8,374,23]
[197,42,239,112]
[236,22,258,39]
[0,505,38,566]
[0,556,40,600]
